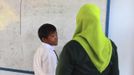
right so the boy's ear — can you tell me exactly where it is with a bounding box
[42,37,47,42]
[42,38,45,42]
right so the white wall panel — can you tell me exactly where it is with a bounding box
[109,0,134,75]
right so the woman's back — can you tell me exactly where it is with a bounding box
[56,40,119,75]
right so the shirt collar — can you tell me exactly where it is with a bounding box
[42,42,54,51]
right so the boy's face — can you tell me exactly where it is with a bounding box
[43,32,58,46]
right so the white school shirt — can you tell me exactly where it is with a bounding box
[33,43,58,75]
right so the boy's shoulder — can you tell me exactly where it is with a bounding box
[37,44,49,53]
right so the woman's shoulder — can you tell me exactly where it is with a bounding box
[64,40,82,48]
[109,39,117,50]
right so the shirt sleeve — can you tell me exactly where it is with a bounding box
[33,47,54,75]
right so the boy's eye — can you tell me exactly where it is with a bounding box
[50,34,56,37]
[51,35,55,37]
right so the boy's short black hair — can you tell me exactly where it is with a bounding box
[38,23,57,42]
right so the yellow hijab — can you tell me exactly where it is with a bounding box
[73,4,112,73]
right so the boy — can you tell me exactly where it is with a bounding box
[33,23,58,75]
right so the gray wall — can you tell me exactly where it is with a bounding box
[0,0,107,74]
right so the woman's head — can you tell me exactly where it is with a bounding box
[75,4,101,35]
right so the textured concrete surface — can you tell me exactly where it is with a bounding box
[0,0,107,72]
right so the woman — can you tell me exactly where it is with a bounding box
[56,4,119,75]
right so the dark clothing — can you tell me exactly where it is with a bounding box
[56,40,119,75]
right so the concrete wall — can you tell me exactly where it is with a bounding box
[109,0,134,75]
[0,0,107,74]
